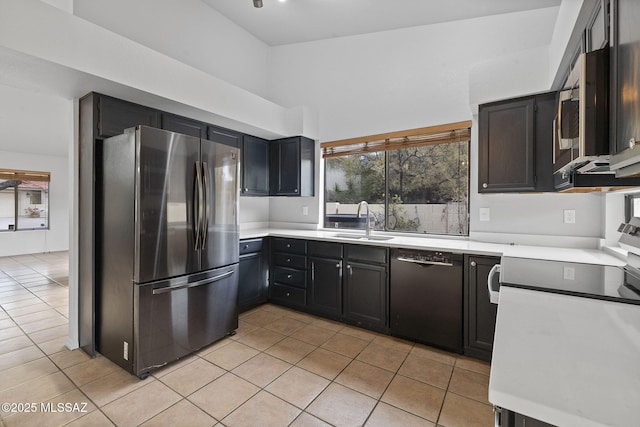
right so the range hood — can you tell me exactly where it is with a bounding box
[554,168,640,192]
[610,143,640,177]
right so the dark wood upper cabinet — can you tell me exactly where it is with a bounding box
[610,0,640,157]
[161,113,206,138]
[97,95,159,138]
[270,136,315,196]
[207,125,242,149]
[586,0,609,52]
[478,92,555,193]
[479,97,535,192]
[241,135,270,196]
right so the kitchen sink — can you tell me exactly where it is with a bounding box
[332,233,394,241]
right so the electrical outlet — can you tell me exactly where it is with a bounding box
[302,206,309,216]
[123,341,129,360]
[564,209,576,224]
[563,266,575,280]
[479,207,490,222]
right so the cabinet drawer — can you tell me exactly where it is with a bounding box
[274,252,306,269]
[308,241,342,258]
[270,283,306,307]
[239,239,263,255]
[346,245,387,264]
[272,267,306,287]
[272,238,306,254]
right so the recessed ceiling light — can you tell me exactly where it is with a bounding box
[253,0,263,7]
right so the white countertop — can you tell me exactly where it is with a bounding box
[240,227,625,265]
[489,286,640,427]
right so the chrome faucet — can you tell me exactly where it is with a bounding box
[356,201,372,238]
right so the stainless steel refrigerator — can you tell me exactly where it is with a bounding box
[97,126,239,378]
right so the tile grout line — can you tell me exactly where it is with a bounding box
[0,256,101,427]
[2,253,493,426]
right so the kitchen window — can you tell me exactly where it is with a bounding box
[322,121,470,235]
[0,169,50,231]
[625,192,640,221]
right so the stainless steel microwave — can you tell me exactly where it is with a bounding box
[553,47,610,174]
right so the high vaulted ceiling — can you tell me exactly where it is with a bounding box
[202,0,562,46]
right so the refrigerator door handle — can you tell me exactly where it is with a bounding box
[201,161,210,249]
[194,161,202,250]
[152,270,235,295]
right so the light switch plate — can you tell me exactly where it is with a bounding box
[479,207,490,222]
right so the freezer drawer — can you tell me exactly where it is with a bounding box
[133,264,238,377]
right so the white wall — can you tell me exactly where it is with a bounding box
[73,0,271,99]
[0,150,69,256]
[264,6,605,240]
[40,0,72,13]
[239,196,270,226]
[267,7,559,143]
[469,46,551,113]
[548,0,584,84]
[0,83,72,256]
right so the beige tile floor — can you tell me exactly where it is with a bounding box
[0,252,493,427]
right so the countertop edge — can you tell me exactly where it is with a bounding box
[239,228,624,264]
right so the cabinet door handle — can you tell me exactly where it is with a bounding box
[470,261,476,267]
[336,263,340,268]
[287,274,292,279]
[294,188,298,192]
[286,243,291,248]
[244,244,249,249]
[347,264,352,276]
[286,292,290,297]
[287,258,291,262]
[482,183,488,189]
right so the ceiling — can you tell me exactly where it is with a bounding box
[202,0,562,46]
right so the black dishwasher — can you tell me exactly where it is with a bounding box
[390,248,463,353]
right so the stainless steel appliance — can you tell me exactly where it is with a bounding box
[553,47,610,174]
[390,249,463,353]
[98,126,240,378]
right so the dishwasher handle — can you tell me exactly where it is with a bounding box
[395,256,454,267]
[487,264,501,304]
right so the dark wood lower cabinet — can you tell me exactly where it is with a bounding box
[499,408,556,427]
[309,256,342,318]
[343,261,387,331]
[265,238,497,359]
[269,238,308,309]
[464,255,500,361]
[238,239,268,312]
[269,239,388,333]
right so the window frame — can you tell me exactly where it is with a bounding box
[0,169,51,232]
[624,192,640,222]
[322,123,470,236]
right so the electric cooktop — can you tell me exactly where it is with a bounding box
[499,256,640,305]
